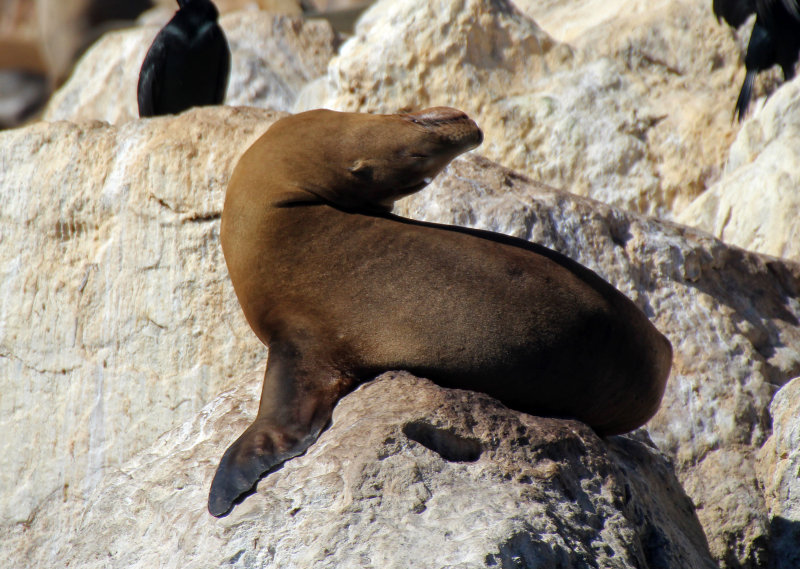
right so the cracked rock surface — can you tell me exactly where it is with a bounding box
[0,106,279,526]
[300,0,741,218]
[3,371,718,569]
[2,107,800,567]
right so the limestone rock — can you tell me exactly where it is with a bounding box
[4,111,800,566]
[677,75,800,262]
[300,0,741,217]
[43,11,337,123]
[0,106,279,528]
[395,155,800,568]
[757,377,800,569]
[3,372,718,568]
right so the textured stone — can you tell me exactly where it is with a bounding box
[0,106,280,527]
[300,0,741,218]
[2,372,717,569]
[757,377,800,569]
[43,10,337,123]
[394,155,800,568]
[678,75,800,262]
[4,99,800,568]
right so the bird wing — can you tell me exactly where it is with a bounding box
[755,0,800,22]
[714,0,757,27]
[137,33,169,117]
[210,25,231,105]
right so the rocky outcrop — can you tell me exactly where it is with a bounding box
[35,0,152,84]
[0,107,278,529]
[4,0,800,566]
[4,371,717,568]
[43,10,338,123]
[3,107,800,567]
[395,154,800,569]
[300,0,741,218]
[678,75,800,262]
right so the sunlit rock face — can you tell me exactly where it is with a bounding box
[678,75,800,262]
[3,371,719,569]
[299,0,742,219]
[757,376,800,569]
[0,107,279,528]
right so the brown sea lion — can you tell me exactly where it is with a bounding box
[209,107,672,517]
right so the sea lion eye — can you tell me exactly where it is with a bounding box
[348,160,374,181]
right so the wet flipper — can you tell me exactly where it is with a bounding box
[208,417,327,517]
[208,342,346,517]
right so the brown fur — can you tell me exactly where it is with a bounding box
[208,107,672,517]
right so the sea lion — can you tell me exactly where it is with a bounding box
[208,106,672,517]
[137,0,230,118]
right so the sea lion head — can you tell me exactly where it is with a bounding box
[259,107,483,212]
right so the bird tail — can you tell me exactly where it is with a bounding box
[734,70,757,122]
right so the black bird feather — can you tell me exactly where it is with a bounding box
[713,0,800,121]
[137,0,231,117]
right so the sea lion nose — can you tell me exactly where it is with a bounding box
[403,107,483,149]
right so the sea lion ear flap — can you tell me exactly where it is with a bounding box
[348,159,374,181]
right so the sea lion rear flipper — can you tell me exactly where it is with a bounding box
[207,416,327,517]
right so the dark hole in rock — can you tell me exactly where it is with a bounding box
[402,420,482,462]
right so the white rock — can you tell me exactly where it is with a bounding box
[0,107,279,526]
[2,372,718,569]
[300,0,741,218]
[678,75,800,262]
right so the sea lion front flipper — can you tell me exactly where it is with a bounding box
[208,344,343,517]
[207,415,327,517]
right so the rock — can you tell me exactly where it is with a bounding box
[394,154,800,568]
[2,107,799,565]
[43,10,337,123]
[303,0,371,11]
[0,106,279,528]
[677,75,800,262]
[2,371,718,568]
[756,376,800,569]
[299,0,741,218]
